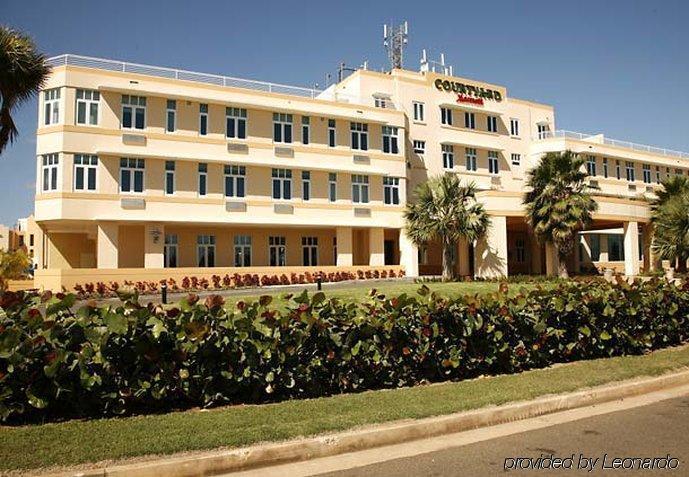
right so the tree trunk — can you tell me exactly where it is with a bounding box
[556,249,569,279]
[442,238,455,281]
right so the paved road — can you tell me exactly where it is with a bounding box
[317,395,689,477]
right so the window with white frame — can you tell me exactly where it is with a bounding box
[224,165,246,197]
[41,154,59,192]
[383,177,400,205]
[616,161,621,180]
[642,164,651,184]
[43,88,60,125]
[464,112,475,129]
[442,144,454,169]
[374,97,389,109]
[74,154,98,191]
[465,147,477,172]
[351,174,369,203]
[166,100,176,132]
[226,107,247,139]
[234,235,252,267]
[413,140,425,154]
[197,235,215,267]
[441,107,453,126]
[382,126,399,154]
[301,170,311,201]
[413,101,425,122]
[269,236,286,266]
[75,89,99,125]
[510,118,519,136]
[273,113,293,143]
[328,119,336,147]
[272,168,292,199]
[302,236,318,266]
[198,163,208,196]
[603,158,609,178]
[586,155,596,176]
[487,115,498,133]
[329,173,337,202]
[164,234,178,268]
[165,160,175,195]
[626,161,635,182]
[350,122,368,150]
[537,123,549,139]
[119,158,145,193]
[488,151,499,175]
[511,153,521,166]
[301,116,310,145]
[199,103,208,136]
[515,238,526,263]
[656,166,661,183]
[121,95,146,129]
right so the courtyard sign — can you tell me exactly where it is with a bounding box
[434,78,503,103]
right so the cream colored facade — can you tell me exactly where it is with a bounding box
[31,55,685,289]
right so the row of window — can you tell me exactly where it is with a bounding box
[585,155,682,184]
[164,234,331,268]
[40,155,402,205]
[412,101,521,136]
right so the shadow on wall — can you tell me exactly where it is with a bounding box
[475,243,507,278]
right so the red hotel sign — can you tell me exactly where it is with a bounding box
[456,94,484,106]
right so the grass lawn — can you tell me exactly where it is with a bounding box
[2,344,689,473]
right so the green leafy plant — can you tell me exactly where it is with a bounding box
[0,249,30,291]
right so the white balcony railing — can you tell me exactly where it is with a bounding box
[536,129,689,160]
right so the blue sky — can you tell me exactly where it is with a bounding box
[2,0,689,226]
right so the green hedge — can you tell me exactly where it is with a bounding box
[1,279,689,423]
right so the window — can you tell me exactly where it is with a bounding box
[43,88,60,125]
[616,160,621,180]
[272,168,292,199]
[441,107,453,125]
[626,161,635,182]
[383,177,400,205]
[332,237,337,264]
[197,235,215,267]
[269,236,286,266]
[164,234,178,268]
[589,234,601,261]
[121,95,146,130]
[74,154,98,191]
[350,122,368,150]
[676,168,684,177]
[374,97,389,109]
[273,113,293,143]
[302,237,318,266]
[413,101,425,121]
[198,163,208,196]
[487,115,498,133]
[224,165,246,197]
[413,140,425,154]
[226,107,247,139]
[301,171,311,201]
[656,166,662,184]
[511,153,521,166]
[488,151,499,175]
[515,238,526,263]
[464,112,475,129]
[608,235,624,261]
[586,155,596,176]
[510,118,519,136]
[642,164,651,184]
[351,175,369,203]
[328,119,336,147]
[301,116,310,144]
[234,235,251,267]
[41,153,59,192]
[166,100,176,133]
[165,161,175,195]
[603,158,609,178]
[329,173,337,202]
[119,158,145,193]
[76,89,99,125]
[442,144,454,169]
[382,126,399,154]
[537,123,549,139]
[465,147,477,172]
[199,104,208,136]
[418,246,428,265]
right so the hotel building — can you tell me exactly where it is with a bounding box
[31,54,686,290]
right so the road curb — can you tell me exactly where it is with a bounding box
[46,368,689,477]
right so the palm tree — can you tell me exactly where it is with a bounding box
[0,26,51,155]
[650,175,689,272]
[524,150,598,278]
[404,174,490,280]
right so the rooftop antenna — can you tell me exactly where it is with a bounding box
[420,50,453,76]
[383,21,408,70]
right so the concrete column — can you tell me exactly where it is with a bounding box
[545,242,558,276]
[97,223,119,269]
[399,229,419,277]
[144,223,165,268]
[458,237,470,276]
[368,227,385,266]
[642,224,657,272]
[336,227,353,266]
[624,221,640,276]
[474,215,508,278]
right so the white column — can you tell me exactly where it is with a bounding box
[97,223,119,269]
[336,227,353,266]
[624,221,640,276]
[144,223,165,268]
[475,215,508,278]
[399,229,419,277]
[368,227,385,266]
